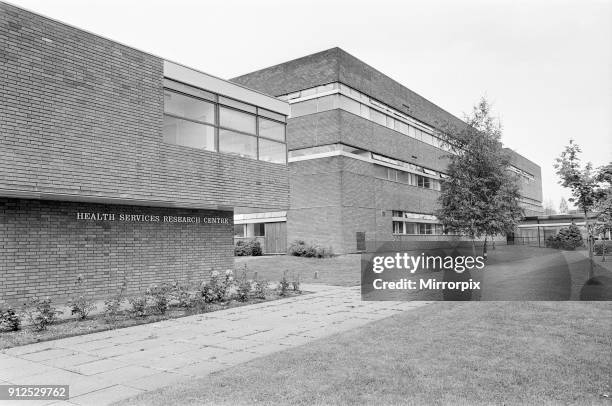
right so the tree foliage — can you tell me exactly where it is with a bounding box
[436,98,524,244]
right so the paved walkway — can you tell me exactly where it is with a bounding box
[0,285,430,406]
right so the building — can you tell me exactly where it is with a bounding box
[231,48,543,254]
[515,214,611,247]
[0,3,289,303]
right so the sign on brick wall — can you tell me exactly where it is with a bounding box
[75,212,230,224]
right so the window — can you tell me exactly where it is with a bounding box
[360,104,370,119]
[317,95,338,111]
[219,129,257,159]
[417,175,431,189]
[234,224,246,237]
[340,96,360,115]
[291,99,317,117]
[419,223,433,234]
[386,116,395,129]
[405,223,417,234]
[259,118,285,141]
[219,96,256,114]
[259,139,287,164]
[164,90,215,124]
[220,107,256,134]
[163,116,215,151]
[258,108,286,122]
[393,221,404,234]
[371,109,387,126]
[387,168,398,182]
[254,223,265,237]
[395,120,409,135]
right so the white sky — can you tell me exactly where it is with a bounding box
[9,0,612,210]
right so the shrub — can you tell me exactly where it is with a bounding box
[68,275,96,320]
[236,267,252,302]
[292,273,301,293]
[201,270,235,303]
[23,297,61,331]
[253,279,269,300]
[547,224,584,250]
[128,295,148,318]
[171,281,195,308]
[147,284,172,315]
[288,240,333,258]
[278,271,290,296]
[0,306,21,331]
[104,279,127,323]
[594,243,610,256]
[234,239,263,256]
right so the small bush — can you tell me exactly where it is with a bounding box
[201,270,235,303]
[171,281,195,308]
[547,224,584,250]
[254,279,269,300]
[104,279,127,323]
[68,275,96,320]
[292,273,301,293]
[23,297,61,331]
[0,306,21,331]
[234,239,263,256]
[147,284,172,315]
[128,295,148,318]
[288,240,333,258]
[236,267,252,302]
[278,271,290,296]
[594,243,610,256]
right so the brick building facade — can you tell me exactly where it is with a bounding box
[232,48,543,253]
[0,3,289,303]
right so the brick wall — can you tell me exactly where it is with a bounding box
[0,3,289,210]
[0,198,233,304]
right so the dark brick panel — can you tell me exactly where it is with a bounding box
[0,198,233,304]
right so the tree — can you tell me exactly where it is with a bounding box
[593,163,612,261]
[544,198,557,215]
[554,141,608,277]
[559,197,569,214]
[436,98,524,257]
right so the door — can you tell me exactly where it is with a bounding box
[264,222,287,254]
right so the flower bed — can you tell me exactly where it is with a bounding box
[0,268,302,350]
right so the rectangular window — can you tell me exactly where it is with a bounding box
[259,138,287,164]
[408,126,417,139]
[300,87,317,98]
[291,99,317,117]
[370,109,387,126]
[317,95,339,112]
[360,104,370,119]
[219,129,257,159]
[163,116,215,151]
[254,223,265,237]
[220,107,256,134]
[393,221,404,234]
[392,210,404,218]
[386,116,395,129]
[258,118,285,142]
[395,120,409,135]
[258,108,286,122]
[219,96,257,114]
[234,224,246,237]
[387,168,398,182]
[164,90,215,124]
[340,96,361,115]
[405,223,417,234]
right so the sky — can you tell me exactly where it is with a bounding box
[8,0,612,211]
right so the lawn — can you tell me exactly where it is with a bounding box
[118,301,612,406]
[235,254,361,286]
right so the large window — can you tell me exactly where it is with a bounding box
[162,81,287,165]
[259,118,285,142]
[219,130,257,159]
[163,116,215,151]
[259,138,287,164]
[164,90,215,124]
[220,107,256,134]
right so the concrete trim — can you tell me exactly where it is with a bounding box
[164,61,289,116]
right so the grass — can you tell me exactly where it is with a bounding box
[118,301,612,406]
[236,254,361,286]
